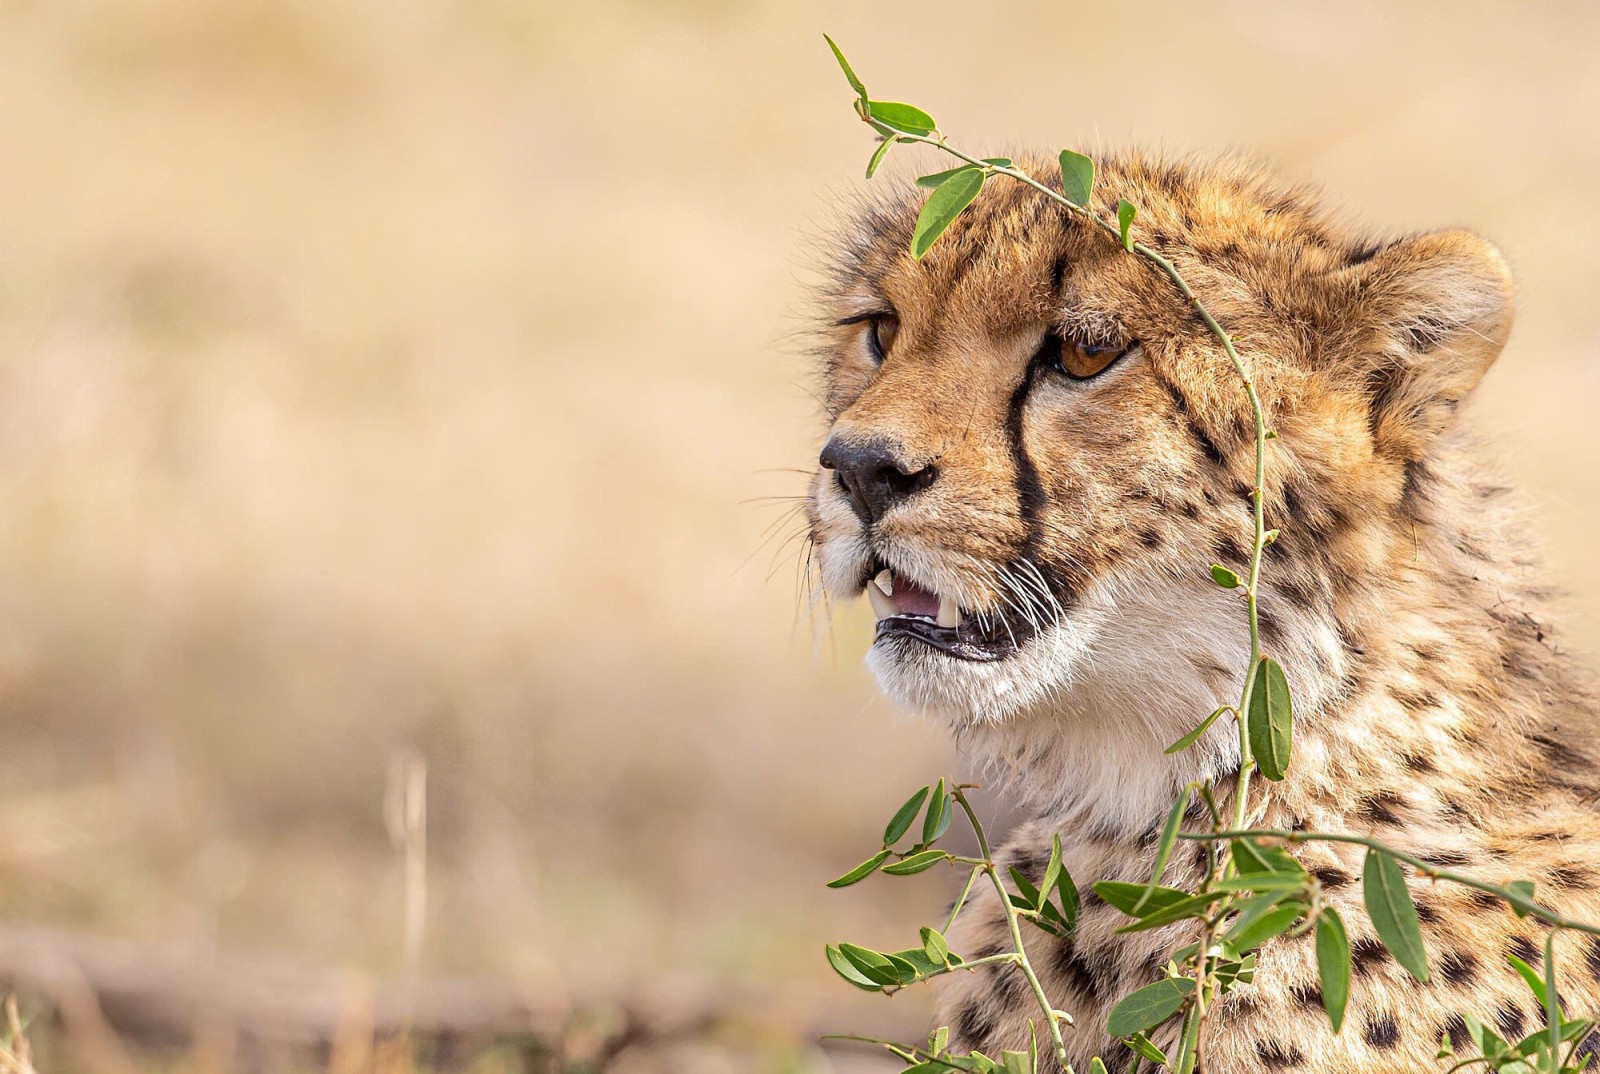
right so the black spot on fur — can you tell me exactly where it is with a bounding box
[1421,851,1472,868]
[1414,897,1438,925]
[1311,866,1351,889]
[1255,1040,1303,1068]
[1441,1014,1470,1050]
[1468,889,1504,912]
[1288,979,1322,1009]
[1586,936,1600,982]
[1401,314,1455,352]
[1552,865,1596,889]
[1495,1003,1526,1040]
[1052,944,1103,998]
[1577,1030,1600,1063]
[1401,751,1437,774]
[1509,936,1540,967]
[1356,791,1407,827]
[1346,240,1385,266]
[1389,686,1439,712]
[1364,1013,1400,1048]
[993,963,1028,1006]
[1351,937,1388,976]
[955,1000,996,1049]
[1440,950,1479,986]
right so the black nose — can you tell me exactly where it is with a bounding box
[819,435,937,526]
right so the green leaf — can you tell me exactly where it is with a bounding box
[1209,564,1240,589]
[884,786,930,845]
[1124,1034,1169,1067]
[866,100,936,136]
[1139,786,1191,910]
[1165,706,1229,755]
[827,848,892,888]
[1058,150,1094,207]
[1107,978,1195,1038]
[1173,1006,1202,1074]
[1115,890,1234,934]
[917,159,1011,188]
[887,946,957,979]
[921,926,951,966]
[1315,909,1351,1032]
[1214,952,1256,990]
[1055,854,1081,932]
[1009,867,1044,912]
[911,168,985,260]
[1362,848,1430,982]
[1090,1060,1110,1074]
[1230,837,1306,877]
[836,942,902,986]
[1226,903,1301,952]
[929,1026,950,1055]
[1116,199,1137,251]
[865,137,895,179]
[1094,881,1193,917]
[1208,872,1309,893]
[1001,1051,1029,1074]
[883,849,949,875]
[1508,952,1548,1007]
[1508,879,1537,917]
[1246,656,1294,781]
[922,778,949,845]
[825,944,885,991]
[1543,933,1562,1060]
[1041,833,1064,909]
[822,34,867,101]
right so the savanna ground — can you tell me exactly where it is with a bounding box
[2,2,1600,1071]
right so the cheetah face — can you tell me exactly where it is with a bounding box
[807,153,1513,732]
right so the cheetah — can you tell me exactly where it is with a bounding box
[806,150,1600,1071]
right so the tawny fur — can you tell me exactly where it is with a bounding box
[806,150,1600,1072]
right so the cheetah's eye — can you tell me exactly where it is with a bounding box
[1044,334,1129,380]
[866,313,899,363]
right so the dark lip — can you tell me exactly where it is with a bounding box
[875,615,1016,662]
[858,554,1044,662]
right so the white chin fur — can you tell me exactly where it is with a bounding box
[860,569,1344,832]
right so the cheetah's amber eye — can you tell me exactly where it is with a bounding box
[866,313,899,362]
[1047,334,1128,380]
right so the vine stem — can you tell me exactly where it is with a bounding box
[888,126,1275,1073]
[953,788,1076,1073]
[1181,829,1600,938]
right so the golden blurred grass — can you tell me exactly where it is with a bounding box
[1,0,1598,1069]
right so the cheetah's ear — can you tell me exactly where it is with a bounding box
[1335,229,1514,459]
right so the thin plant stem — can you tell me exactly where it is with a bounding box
[952,788,1076,1072]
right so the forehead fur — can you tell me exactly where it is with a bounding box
[828,150,1373,308]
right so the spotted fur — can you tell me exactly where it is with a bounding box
[806,150,1600,1070]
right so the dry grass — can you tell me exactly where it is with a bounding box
[0,1,1598,1070]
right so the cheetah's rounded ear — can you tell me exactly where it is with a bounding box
[1335,229,1514,460]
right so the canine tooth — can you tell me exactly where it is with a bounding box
[874,569,893,595]
[937,595,960,629]
[867,580,896,620]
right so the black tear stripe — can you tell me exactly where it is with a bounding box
[1005,366,1050,563]
[1004,366,1079,611]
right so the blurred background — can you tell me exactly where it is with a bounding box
[2,1,1599,1071]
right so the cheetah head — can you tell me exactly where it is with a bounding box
[807,151,1513,762]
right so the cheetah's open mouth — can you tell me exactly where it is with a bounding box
[862,562,1030,662]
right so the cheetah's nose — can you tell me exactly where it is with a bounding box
[819,435,938,527]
